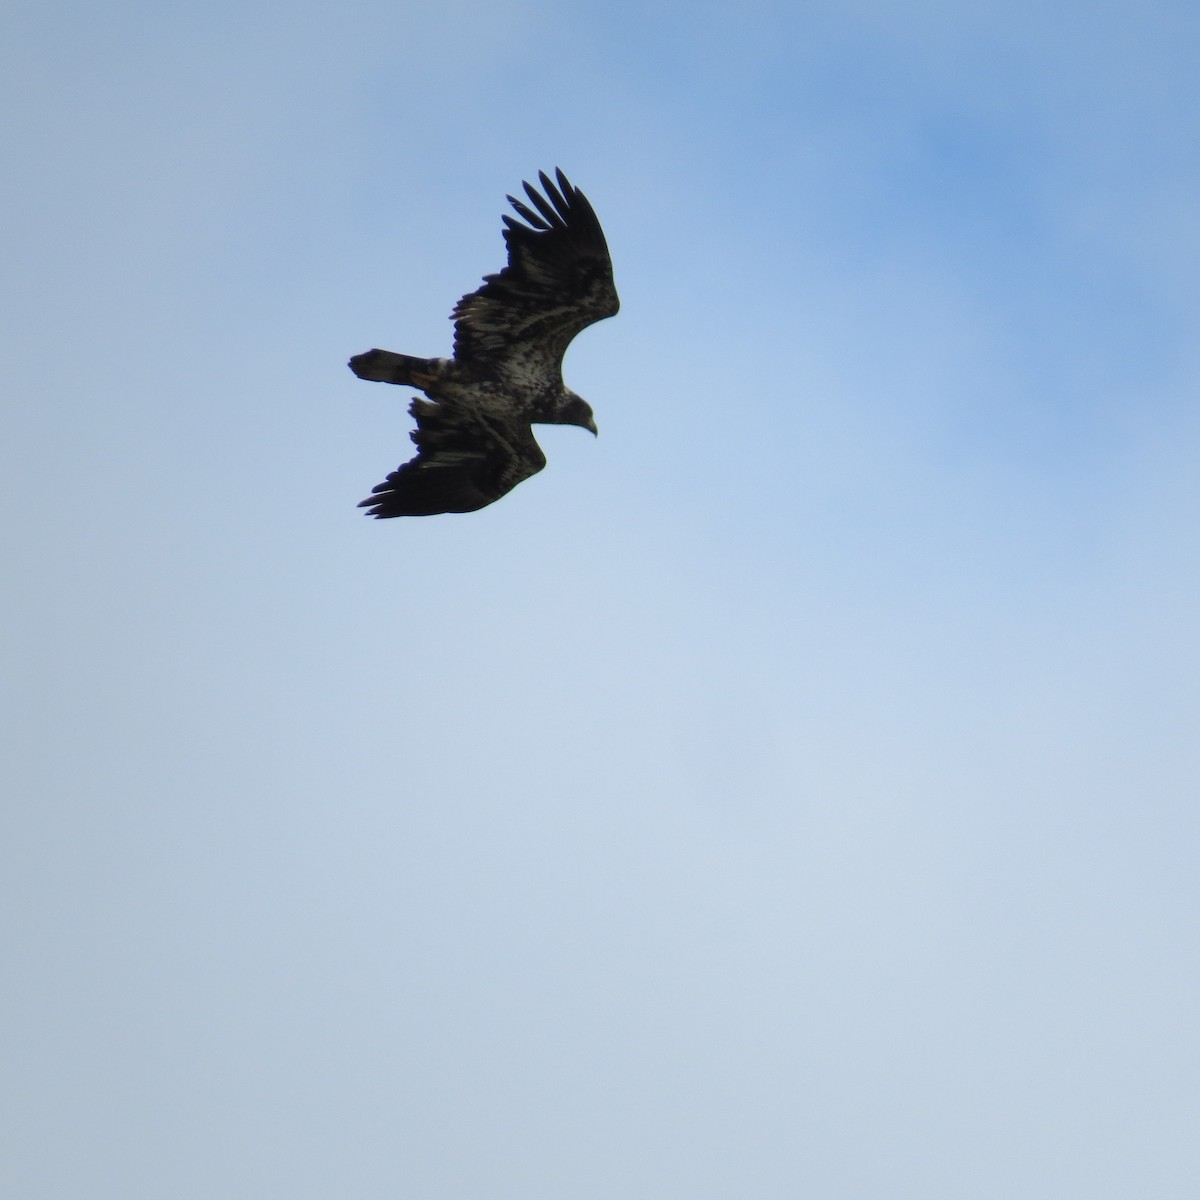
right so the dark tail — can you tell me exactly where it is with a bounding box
[348,349,441,386]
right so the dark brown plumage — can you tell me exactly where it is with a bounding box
[349,169,619,518]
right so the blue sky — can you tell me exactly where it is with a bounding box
[4,1,1199,1196]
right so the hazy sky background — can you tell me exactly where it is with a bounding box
[4,1,1199,1196]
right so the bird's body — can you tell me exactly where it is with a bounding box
[349,169,618,518]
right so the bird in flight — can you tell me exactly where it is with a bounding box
[349,168,619,517]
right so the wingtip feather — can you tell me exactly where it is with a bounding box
[539,169,569,218]
[522,177,565,227]
[507,197,551,230]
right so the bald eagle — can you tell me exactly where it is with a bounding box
[349,169,619,518]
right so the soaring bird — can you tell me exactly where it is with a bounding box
[349,169,619,518]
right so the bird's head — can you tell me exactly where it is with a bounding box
[557,391,599,436]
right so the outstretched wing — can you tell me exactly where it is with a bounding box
[358,397,546,518]
[452,168,619,380]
